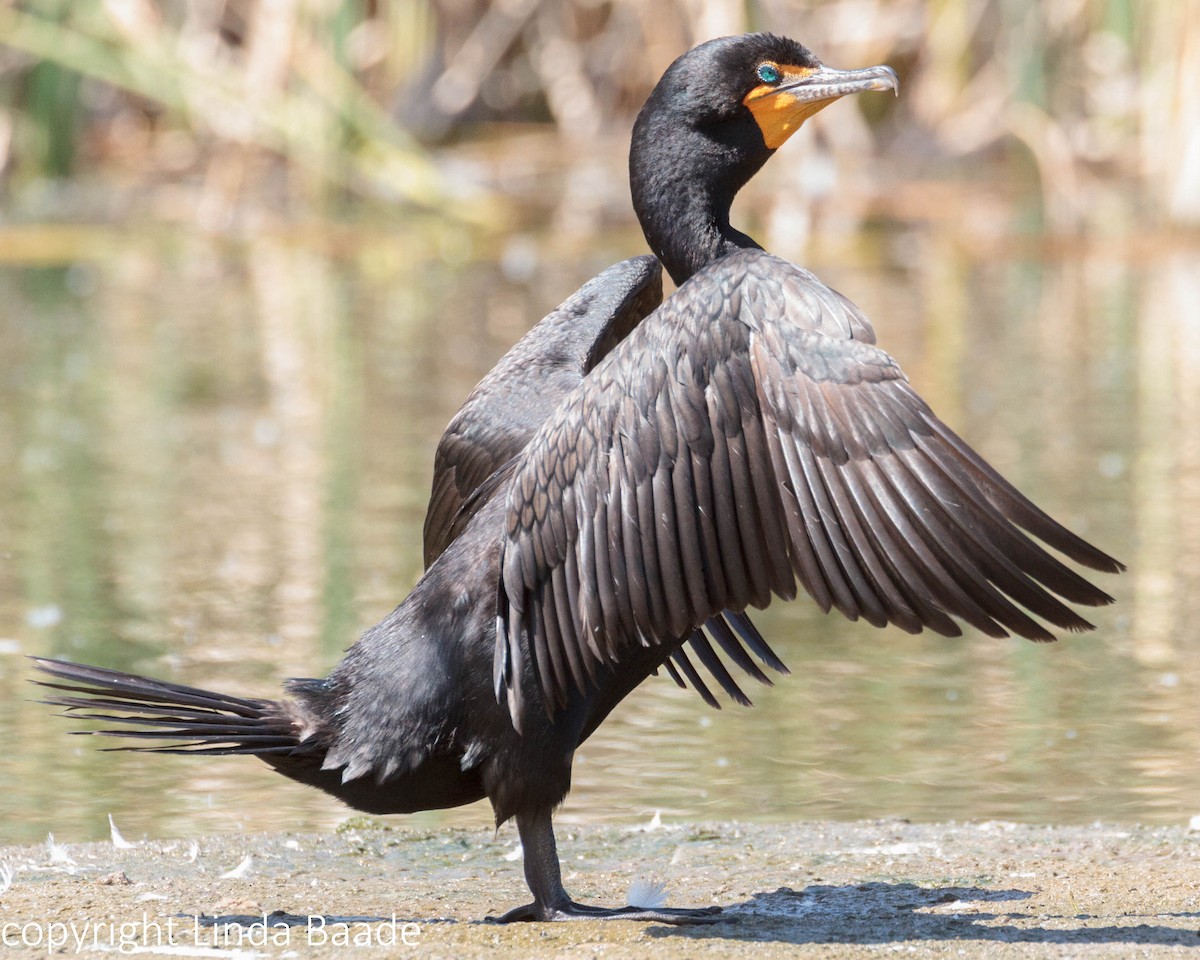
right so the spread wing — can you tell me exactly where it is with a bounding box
[497,249,1122,726]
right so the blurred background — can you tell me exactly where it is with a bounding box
[1,0,1198,847]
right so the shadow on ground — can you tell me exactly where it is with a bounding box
[646,883,1200,947]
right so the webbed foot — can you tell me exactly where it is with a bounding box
[486,899,723,924]
[498,810,726,925]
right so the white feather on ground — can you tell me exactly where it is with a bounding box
[109,814,138,849]
[219,854,253,879]
[626,877,668,909]
[45,833,74,866]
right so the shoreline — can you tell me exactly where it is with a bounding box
[1,819,1197,957]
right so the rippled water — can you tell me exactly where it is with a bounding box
[1,176,1197,847]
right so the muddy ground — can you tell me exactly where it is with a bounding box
[1,819,1198,957]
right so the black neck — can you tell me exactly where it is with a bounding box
[629,106,770,286]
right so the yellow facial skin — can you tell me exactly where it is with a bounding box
[742,64,838,150]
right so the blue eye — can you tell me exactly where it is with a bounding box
[756,63,781,84]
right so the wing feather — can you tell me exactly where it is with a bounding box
[724,424,772,609]
[668,645,720,709]
[834,456,962,636]
[687,630,752,707]
[738,376,795,599]
[689,446,730,602]
[813,452,921,632]
[670,441,711,615]
[705,401,753,603]
[653,463,691,635]
[724,610,790,673]
[704,615,771,685]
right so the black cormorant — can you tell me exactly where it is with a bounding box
[33,33,1122,924]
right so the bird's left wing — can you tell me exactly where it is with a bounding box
[496,250,1121,727]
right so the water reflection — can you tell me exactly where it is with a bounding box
[0,201,1195,847]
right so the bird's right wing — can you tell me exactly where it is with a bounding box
[423,257,663,567]
[496,250,1122,726]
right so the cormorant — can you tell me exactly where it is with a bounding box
[33,33,1122,924]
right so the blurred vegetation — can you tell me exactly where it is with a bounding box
[0,0,1195,224]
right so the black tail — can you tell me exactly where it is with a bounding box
[30,657,302,756]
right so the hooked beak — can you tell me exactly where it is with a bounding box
[775,63,899,101]
[744,63,899,149]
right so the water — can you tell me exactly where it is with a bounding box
[1,173,1196,847]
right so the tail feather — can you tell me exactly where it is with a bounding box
[33,659,267,714]
[30,656,302,756]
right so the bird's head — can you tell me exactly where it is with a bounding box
[630,33,898,283]
[640,33,897,153]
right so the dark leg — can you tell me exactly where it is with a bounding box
[486,810,724,924]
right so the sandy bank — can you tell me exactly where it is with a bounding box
[1,819,1197,957]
